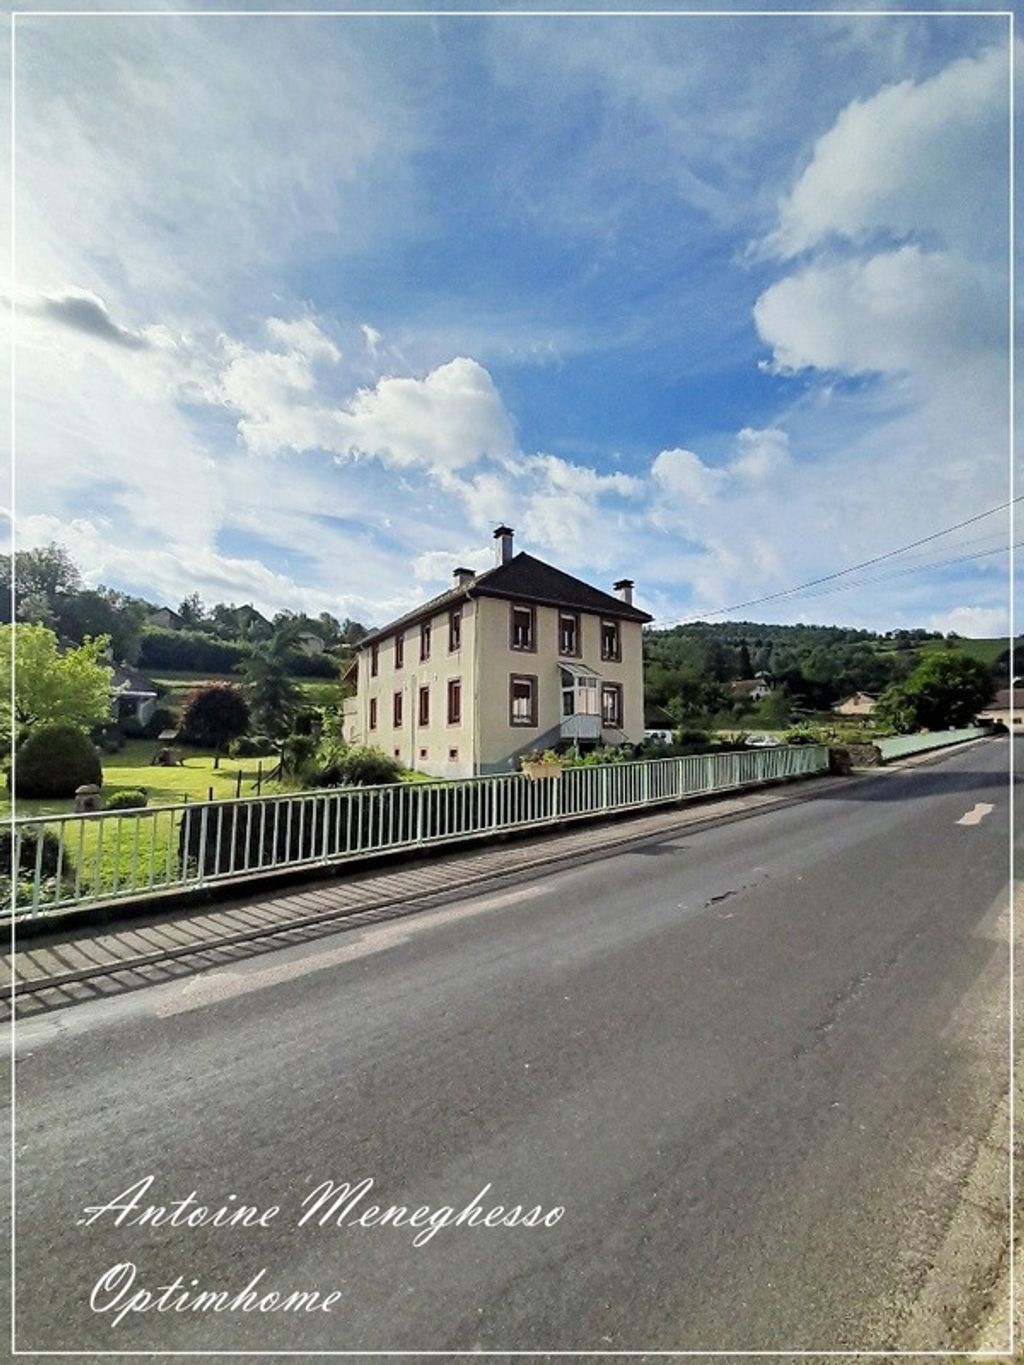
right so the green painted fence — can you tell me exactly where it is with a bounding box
[875,728,990,763]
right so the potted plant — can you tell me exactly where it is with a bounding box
[520,749,563,780]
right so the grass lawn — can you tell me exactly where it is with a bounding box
[5,739,277,821]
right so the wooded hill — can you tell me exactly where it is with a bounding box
[643,620,1017,722]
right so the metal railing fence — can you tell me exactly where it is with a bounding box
[4,744,829,920]
[874,727,989,762]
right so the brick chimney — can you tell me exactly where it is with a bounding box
[614,578,634,605]
[493,525,514,565]
[453,566,475,587]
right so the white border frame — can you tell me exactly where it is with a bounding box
[6,8,1021,1354]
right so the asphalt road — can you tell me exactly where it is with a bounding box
[6,738,1016,1353]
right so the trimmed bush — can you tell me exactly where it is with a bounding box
[11,724,102,799]
[105,788,149,810]
[229,734,277,757]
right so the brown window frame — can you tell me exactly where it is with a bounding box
[393,690,403,728]
[509,673,538,727]
[601,682,623,728]
[418,684,430,726]
[370,642,379,677]
[448,607,462,652]
[558,610,581,658]
[600,618,621,663]
[394,632,404,669]
[509,603,536,653]
[420,620,432,662]
[368,697,378,730]
[447,677,462,725]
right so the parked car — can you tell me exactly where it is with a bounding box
[745,733,782,748]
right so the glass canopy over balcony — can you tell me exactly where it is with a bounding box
[560,662,602,741]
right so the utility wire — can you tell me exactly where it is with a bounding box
[770,540,1022,606]
[683,496,1021,622]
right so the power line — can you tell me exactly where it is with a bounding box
[682,496,1021,622]
[773,540,1022,606]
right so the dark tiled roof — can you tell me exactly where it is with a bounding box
[360,552,652,646]
[111,664,158,694]
[986,688,1024,710]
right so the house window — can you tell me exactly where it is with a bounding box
[510,604,535,651]
[510,674,538,727]
[393,690,403,728]
[420,620,431,661]
[600,619,621,662]
[448,747,459,762]
[394,748,401,759]
[370,642,379,677]
[418,685,430,726]
[601,683,623,728]
[559,611,580,657]
[419,747,428,760]
[369,697,378,730]
[447,678,462,725]
[449,607,462,652]
[394,633,404,669]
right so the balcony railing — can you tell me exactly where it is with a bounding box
[560,713,602,740]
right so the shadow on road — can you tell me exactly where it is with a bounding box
[816,765,1017,803]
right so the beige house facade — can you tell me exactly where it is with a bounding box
[345,527,652,777]
[832,691,878,717]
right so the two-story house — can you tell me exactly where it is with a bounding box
[345,526,652,777]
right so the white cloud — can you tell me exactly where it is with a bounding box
[767,45,1008,260]
[754,246,1004,380]
[928,604,1009,638]
[650,448,726,506]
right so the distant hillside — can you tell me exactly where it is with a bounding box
[642,620,1018,723]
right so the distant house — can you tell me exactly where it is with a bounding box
[728,675,773,703]
[231,604,273,635]
[296,631,325,658]
[147,606,185,631]
[977,687,1023,728]
[110,664,159,727]
[345,525,651,777]
[832,692,877,717]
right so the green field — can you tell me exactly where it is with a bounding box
[873,636,1018,667]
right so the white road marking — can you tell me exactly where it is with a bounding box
[956,802,995,827]
[154,883,547,1017]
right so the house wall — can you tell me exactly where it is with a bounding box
[350,600,479,778]
[350,594,645,777]
[833,695,876,717]
[473,597,645,774]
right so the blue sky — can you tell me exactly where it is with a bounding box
[1,3,1014,635]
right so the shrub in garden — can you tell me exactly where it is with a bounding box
[179,683,250,750]
[120,705,176,740]
[105,788,148,810]
[11,723,102,798]
[0,827,63,877]
[229,734,277,757]
[309,746,403,788]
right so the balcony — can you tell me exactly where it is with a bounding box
[560,712,602,741]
